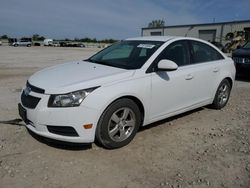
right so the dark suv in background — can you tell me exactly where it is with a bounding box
[232,41,250,77]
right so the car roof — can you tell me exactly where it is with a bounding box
[126,36,176,42]
[126,36,213,43]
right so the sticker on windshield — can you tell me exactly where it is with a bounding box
[137,44,155,49]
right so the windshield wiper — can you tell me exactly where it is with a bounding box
[86,59,112,66]
[85,58,95,63]
[85,58,128,69]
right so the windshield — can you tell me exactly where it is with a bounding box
[242,41,250,49]
[87,40,163,69]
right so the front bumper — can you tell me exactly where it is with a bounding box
[19,90,100,143]
[235,63,250,76]
[233,57,250,76]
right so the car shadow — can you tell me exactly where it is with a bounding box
[0,118,24,126]
[2,107,205,150]
[27,129,92,150]
[0,118,92,150]
[156,71,170,81]
[236,75,250,82]
[139,107,204,132]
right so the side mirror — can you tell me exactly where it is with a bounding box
[157,59,178,71]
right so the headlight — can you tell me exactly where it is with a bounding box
[48,87,99,107]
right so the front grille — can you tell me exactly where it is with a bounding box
[27,81,45,94]
[233,57,250,64]
[21,91,41,109]
[47,126,79,137]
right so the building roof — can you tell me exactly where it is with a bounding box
[142,19,250,30]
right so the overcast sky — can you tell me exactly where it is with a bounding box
[0,0,249,39]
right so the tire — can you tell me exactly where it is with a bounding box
[14,44,18,47]
[211,79,231,109]
[96,98,141,149]
[27,44,31,47]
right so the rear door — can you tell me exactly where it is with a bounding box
[188,40,225,103]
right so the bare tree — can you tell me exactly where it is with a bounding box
[148,20,165,28]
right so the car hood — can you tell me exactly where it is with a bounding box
[232,48,250,58]
[28,61,134,94]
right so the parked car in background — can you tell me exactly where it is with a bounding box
[33,42,41,46]
[12,38,32,47]
[18,36,235,149]
[59,41,67,47]
[69,43,85,48]
[59,41,85,47]
[232,41,250,77]
[52,42,60,47]
[8,38,17,46]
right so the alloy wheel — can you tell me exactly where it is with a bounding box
[218,83,230,106]
[108,107,136,142]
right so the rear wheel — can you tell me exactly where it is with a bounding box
[211,79,231,109]
[96,98,141,149]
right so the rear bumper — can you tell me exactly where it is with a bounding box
[19,91,100,143]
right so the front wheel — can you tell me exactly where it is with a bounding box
[96,98,141,149]
[211,79,231,109]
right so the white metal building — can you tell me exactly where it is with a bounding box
[141,20,250,45]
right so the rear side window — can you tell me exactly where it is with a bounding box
[190,41,224,63]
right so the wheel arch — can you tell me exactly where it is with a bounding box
[224,77,233,88]
[94,95,146,148]
[209,75,233,108]
[211,77,233,109]
[110,95,145,126]
[97,95,145,127]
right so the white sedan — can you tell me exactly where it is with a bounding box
[18,36,235,149]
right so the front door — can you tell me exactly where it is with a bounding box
[149,40,196,121]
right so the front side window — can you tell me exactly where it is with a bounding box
[191,41,224,64]
[156,40,190,66]
[88,40,163,69]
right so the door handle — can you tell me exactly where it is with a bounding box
[185,74,194,80]
[213,67,219,73]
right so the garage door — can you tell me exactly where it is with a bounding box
[199,30,216,42]
[150,31,162,36]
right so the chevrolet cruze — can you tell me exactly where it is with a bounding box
[18,36,235,149]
